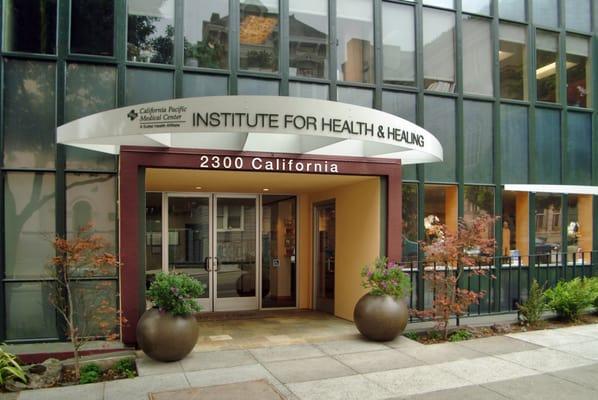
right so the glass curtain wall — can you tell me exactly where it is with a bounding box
[500,23,528,100]
[566,35,591,108]
[127,0,175,64]
[536,30,559,103]
[336,0,374,83]
[289,0,328,79]
[423,8,455,92]
[240,0,279,72]
[382,2,415,86]
[183,0,229,69]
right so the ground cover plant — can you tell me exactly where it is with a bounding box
[517,279,547,327]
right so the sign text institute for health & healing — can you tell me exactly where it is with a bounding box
[57,96,443,164]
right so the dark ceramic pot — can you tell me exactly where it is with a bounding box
[136,308,199,362]
[353,293,408,342]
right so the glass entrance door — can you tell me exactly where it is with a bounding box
[165,194,258,312]
[314,201,335,314]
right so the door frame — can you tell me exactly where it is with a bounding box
[162,192,260,312]
[313,199,336,314]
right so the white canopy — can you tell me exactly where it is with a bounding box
[57,96,443,164]
[504,184,598,195]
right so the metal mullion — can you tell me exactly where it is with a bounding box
[493,0,504,311]
[455,2,464,220]
[0,170,4,340]
[559,0,568,185]
[174,0,184,98]
[336,81,377,90]
[528,0,536,185]
[381,84,419,93]
[64,54,118,64]
[181,66,230,75]
[0,52,58,61]
[115,0,127,107]
[280,0,289,96]
[329,0,337,101]
[415,0,425,311]
[229,0,239,94]
[124,62,177,71]
[422,90,459,98]
[373,0,383,110]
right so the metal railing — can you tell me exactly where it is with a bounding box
[401,251,598,321]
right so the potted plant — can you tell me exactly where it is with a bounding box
[137,272,205,362]
[354,257,411,341]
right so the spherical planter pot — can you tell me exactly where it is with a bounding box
[353,294,408,342]
[136,308,199,362]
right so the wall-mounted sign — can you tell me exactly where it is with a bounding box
[199,154,339,173]
[58,96,443,165]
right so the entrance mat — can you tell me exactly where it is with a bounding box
[149,379,286,400]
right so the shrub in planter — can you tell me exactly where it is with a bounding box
[0,347,26,387]
[137,272,206,362]
[79,363,101,384]
[517,279,546,327]
[354,258,411,341]
[544,278,593,321]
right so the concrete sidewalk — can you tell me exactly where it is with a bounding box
[6,324,598,400]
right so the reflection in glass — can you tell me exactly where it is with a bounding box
[289,82,329,99]
[383,91,417,180]
[314,202,335,314]
[499,23,528,100]
[423,0,453,8]
[565,0,591,32]
[289,0,328,79]
[463,101,493,183]
[3,0,57,54]
[127,0,174,64]
[464,186,495,240]
[337,87,373,107]
[502,191,522,257]
[535,194,562,261]
[423,8,455,92]
[184,0,228,69]
[424,96,456,182]
[566,35,590,108]
[336,0,374,83]
[462,15,492,96]
[145,193,163,295]
[6,282,58,340]
[72,280,118,337]
[262,196,297,308]
[239,0,279,72]
[533,0,558,28]
[536,31,558,102]
[566,112,591,185]
[65,64,117,122]
[402,184,418,260]
[66,174,117,255]
[500,104,528,184]
[216,197,257,299]
[535,108,560,184]
[182,74,228,97]
[238,78,279,95]
[424,184,458,242]
[4,173,56,279]
[71,0,114,56]
[462,0,491,15]
[126,69,174,106]
[567,195,593,262]
[168,196,210,299]
[383,3,415,86]
[499,0,526,21]
[3,59,56,168]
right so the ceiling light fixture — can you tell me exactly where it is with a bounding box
[194,186,202,190]
[263,188,270,192]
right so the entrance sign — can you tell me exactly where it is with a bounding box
[58,96,443,164]
[199,154,340,173]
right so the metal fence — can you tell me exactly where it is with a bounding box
[402,251,598,321]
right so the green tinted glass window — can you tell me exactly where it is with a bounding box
[3,59,56,168]
[337,0,374,83]
[3,0,57,54]
[240,0,279,73]
[5,282,59,340]
[382,91,417,181]
[4,172,56,279]
[126,68,174,106]
[566,112,591,185]
[337,87,373,107]
[289,82,329,100]
[71,0,114,56]
[382,3,415,86]
[238,78,279,95]
[535,108,560,184]
[289,0,328,79]
[500,104,528,184]
[425,96,456,182]
[182,74,228,97]
[127,0,174,64]
[533,0,558,28]
[184,0,229,69]
[464,101,493,183]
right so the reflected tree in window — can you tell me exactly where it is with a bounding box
[127,0,174,64]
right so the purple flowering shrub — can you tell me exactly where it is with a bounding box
[147,272,205,316]
[360,257,411,298]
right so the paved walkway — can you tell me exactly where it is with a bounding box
[6,323,598,400]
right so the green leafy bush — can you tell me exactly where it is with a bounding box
[361,257,411,298]
[588,277,598,309]
[448,329,473,342]
[403,331,418,341]
[114,358,136,378]
[79,363,102,384]
[147,272,206,316]
[544,278,594,321]
[0,346,26,386]
[517,280,546,326]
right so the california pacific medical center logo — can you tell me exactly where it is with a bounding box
[127,109,139,121]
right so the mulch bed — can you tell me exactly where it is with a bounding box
[411,313,598,344]
[59,365,137,385]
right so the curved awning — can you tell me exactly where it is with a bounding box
[57,96,443,164]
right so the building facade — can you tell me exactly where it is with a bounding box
[1,0,597,344]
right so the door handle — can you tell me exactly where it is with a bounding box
[213,256,219,272]
[204,257,211,272]
[327,258,332,273]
